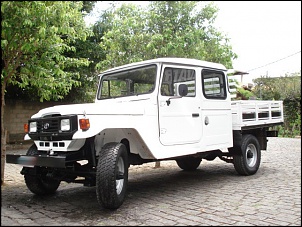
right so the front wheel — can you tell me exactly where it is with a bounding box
[24,144,61,195]
[96,142,129,210]
[233,134,261,175]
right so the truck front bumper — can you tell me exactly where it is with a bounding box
[6,154,66,168]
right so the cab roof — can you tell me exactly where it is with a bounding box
[100,57,227,75]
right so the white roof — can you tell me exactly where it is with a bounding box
[100,57,227,75]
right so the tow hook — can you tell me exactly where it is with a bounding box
[48,149,56,156]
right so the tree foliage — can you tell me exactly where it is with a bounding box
[2,1,100,103]
[236,87,255,100]
[61,36,105,103]
[253,73,301,101]
[1,1,92,102]
[96,1,238,71]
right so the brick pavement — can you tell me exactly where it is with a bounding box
[1,137,301,226]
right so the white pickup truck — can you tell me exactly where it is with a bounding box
[6,58,284,210]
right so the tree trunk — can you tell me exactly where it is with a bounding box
[1,77,7,185]
[1,130,7,185]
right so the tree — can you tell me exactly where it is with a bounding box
[1,1,91,184]
[253,73,301,101]
[61,1,103,103]
[3,1,101,103]
[96,1,237,71]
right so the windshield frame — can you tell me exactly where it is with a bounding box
[97,64,157,100]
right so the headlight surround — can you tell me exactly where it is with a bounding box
[60,119,70,131]
[29,122,37,133]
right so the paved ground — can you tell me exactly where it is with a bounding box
[1,137,301,226]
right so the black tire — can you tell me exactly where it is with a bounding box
[96,142,129,210]
[176,156,201,171]
[24,144,61,195]
[233,134,261,176]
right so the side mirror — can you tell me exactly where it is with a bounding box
[178,84,188,96]
[166,84,188,106]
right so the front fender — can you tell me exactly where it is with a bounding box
[72,113,144,139]
[72,127,102,139]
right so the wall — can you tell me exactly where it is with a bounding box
[4,99,72,145]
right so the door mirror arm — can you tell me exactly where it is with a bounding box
[166,84,188,106]
[166,96,182,106]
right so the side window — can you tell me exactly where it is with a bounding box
[202,70,226,99]
[161,67,196,97]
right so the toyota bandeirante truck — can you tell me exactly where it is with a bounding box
[6,57,284,210]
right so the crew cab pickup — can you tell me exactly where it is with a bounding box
[6,58,284,210]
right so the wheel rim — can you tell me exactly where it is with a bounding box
[245,144,257,167]
[116,156,125,195]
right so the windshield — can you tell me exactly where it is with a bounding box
[97,65,157,99]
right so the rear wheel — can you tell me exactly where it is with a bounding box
[233,134,261,175]
[96,142,128,210]
[176,156,201,171]
[24,144,61,195]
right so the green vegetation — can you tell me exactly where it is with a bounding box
[96,1,237,71]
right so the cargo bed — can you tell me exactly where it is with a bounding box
[231,100,284,130]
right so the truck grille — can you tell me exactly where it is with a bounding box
[37,118,60,133]
[28,114,78,141]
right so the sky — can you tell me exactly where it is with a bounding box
[84,1,301,85]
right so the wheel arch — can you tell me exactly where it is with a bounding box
[232,128,268,151]
[94,128,155,159]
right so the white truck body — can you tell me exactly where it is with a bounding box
[7,57,284,210]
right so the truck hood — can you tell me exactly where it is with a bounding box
[31,99,148,118]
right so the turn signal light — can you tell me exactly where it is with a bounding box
[24,123,29,133]
[79,118,90,131]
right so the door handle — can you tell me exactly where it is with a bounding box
[192,113,199,117]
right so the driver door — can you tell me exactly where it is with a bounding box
[158,65,202,145]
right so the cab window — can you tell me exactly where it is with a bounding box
[161,67,196,97]
[202,70,226,99]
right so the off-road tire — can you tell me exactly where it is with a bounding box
[24,144,61,195]
[96,142,129,210]
[176,156,201,171]
[233,134,261,175]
